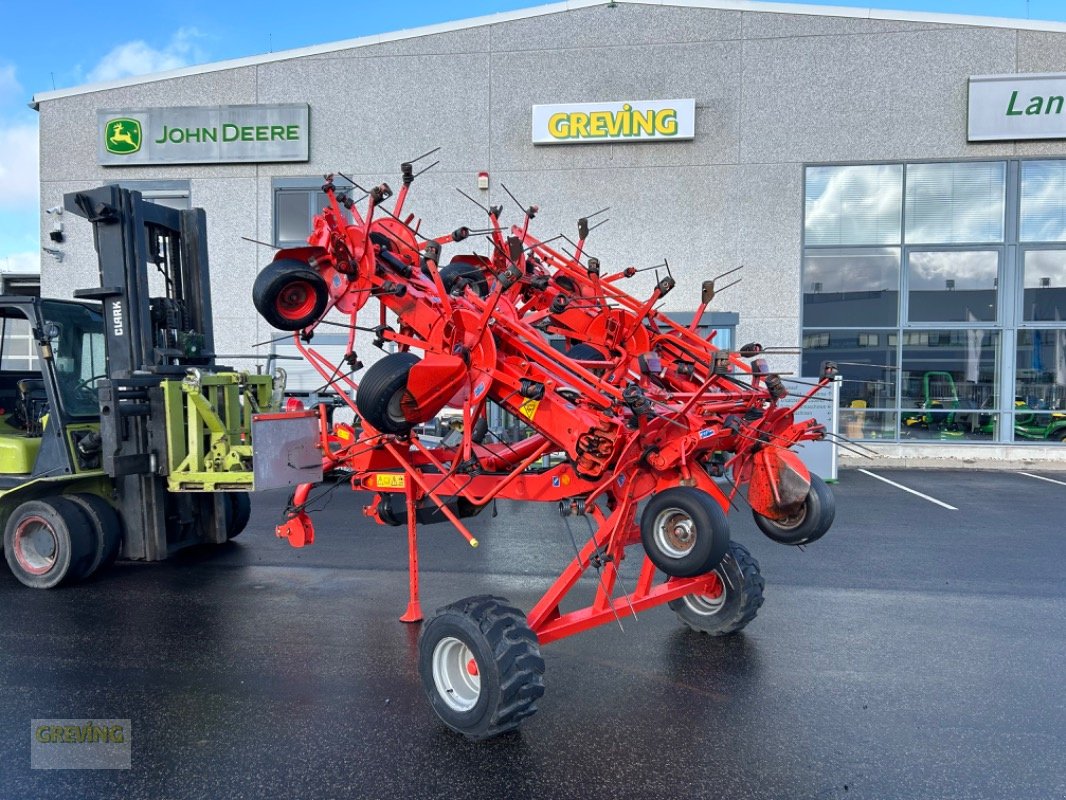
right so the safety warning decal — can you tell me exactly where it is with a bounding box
[518,398,541,421]
[374,473,406,489]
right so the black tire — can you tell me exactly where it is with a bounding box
[66,493,123,577]
[640,487,730,577]
[419,595,545,740]
[252,258,329,331]
[225,492,252,540]
[669,542,765,636]
[440,262,490,298]
[356,352,420,434]
[752,473,835,546]
[3,498,96,589]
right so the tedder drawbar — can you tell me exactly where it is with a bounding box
[252,163,838,740]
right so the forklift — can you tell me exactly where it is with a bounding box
[0,186,298,589]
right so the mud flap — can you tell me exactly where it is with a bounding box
[747,446,811,521]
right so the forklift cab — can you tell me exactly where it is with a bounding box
[0,297,105,486]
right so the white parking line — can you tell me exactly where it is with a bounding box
[1019,472,1066,488]
[857,469,958,511]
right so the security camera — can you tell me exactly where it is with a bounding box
[42,247,64,263]
[45,205,62,215]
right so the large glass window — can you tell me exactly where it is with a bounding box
[802,249,899,327]
[1013,330,1066,443]
[804,164,902,246]
[1022,250,1066,322]
[906,250,999,323]
[905,162,1005,244]
[802,159,1065,444]
[1020,161,1066,243]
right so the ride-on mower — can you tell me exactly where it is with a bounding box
[253,164,838,740]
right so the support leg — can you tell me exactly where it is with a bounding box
[400,480,423,623]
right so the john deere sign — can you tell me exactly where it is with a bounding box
[97,104,309,165]
[532,99,695,145]
[968,73,1066,142]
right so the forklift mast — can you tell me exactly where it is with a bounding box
[65,186,229,560]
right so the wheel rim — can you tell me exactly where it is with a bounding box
[684,571,727,616]
[432,636,481,712]
[275,280,317,321]
[770,502,808,530]
[652,507,697,559]
[13,515,59,576]
[386,389,408,426]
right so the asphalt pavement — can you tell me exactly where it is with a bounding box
[0,468,1063,799]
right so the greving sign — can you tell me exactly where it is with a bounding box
[98,104,309,165]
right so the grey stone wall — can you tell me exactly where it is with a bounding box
[36,3,1066,379]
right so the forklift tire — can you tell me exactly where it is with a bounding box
[640,487,730,578]
[3,498,96,589]
[440,262,490,298]
[752,473,835,546]
[66,494,123,578]
[419,595,545,741]
[252,259,329,331]
[356,352,420,434]
[225,493,252,539]
[669,542,765,636]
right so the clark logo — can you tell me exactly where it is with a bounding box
[104,118,142,155]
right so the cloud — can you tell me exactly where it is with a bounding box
[87,28,206,83]
[0,251,40,272]
[0,123,39,210]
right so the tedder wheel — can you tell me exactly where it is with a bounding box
[66,493,123,577]
[3,498,95,589]
[752,473,836,546]
[640,486,730,577]
[419,595,545,740]
[440,262,490,298]
[225,492,252,540]
[669,541,765,636]
[356,352,420,434]
[252,258,329,331]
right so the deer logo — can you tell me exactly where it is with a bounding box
[104,118,142,155]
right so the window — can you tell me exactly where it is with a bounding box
[274,178,355,247]
[117,180,191,210]
[804,164,902,246]
[0,316,39,371]
[906,250,999,323]
[1020,161,1066,243]
[802,248,900,327]
[905,162,1005,244]
[802,159,1064,443]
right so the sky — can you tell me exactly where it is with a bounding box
[1,0,1065,272]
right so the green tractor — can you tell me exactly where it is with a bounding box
[1,186,315,590]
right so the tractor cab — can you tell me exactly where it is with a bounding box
[0,296,105,487]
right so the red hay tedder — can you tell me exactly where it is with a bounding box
[252,161,838,740]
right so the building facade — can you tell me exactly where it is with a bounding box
[31,0,1066,463]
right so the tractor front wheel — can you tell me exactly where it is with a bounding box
[225,492,252,539]
[669,542,764,636]
[752,473,835,546]
[419,595,545,740]
[640,487,730,577]
[3,498,96,589]
[252,259,329,331]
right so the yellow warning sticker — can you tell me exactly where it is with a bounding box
[375,473,406,489]
[518,398,541,421]
[336,427,352,441]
